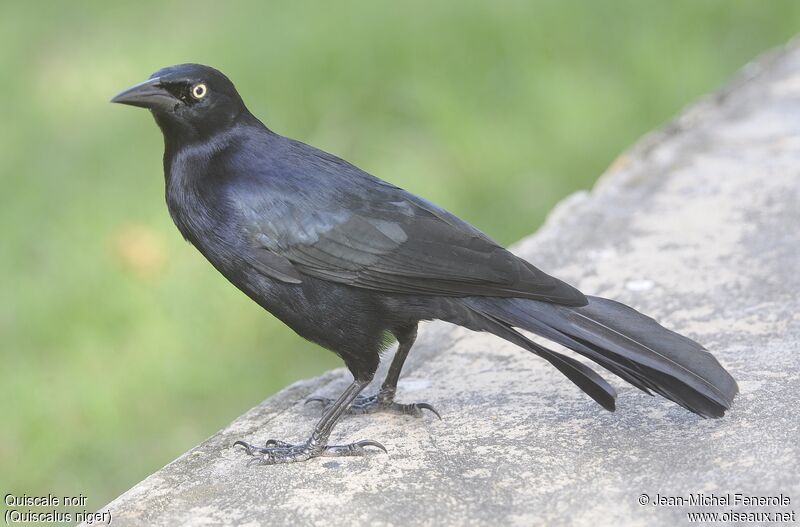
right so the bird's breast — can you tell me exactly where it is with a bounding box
[164,143,226,236]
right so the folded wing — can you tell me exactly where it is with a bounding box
[233,157,586,305]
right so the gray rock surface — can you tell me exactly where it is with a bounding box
[89,44,800,526]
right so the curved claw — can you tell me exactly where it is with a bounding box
[355,439,388,453]
[233,440,256,456]
[304,396,331,406]
[321,439,388,457]
[246,455,265,467]
[415,402,442,420]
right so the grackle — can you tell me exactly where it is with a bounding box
[111,64,738,464]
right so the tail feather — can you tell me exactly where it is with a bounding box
[463,295,738,418]
[478,313,617,411]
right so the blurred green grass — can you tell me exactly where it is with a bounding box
[1,0,798,512]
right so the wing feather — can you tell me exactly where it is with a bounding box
[231,135,587,305]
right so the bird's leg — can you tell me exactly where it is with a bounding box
[307,325,440,418]
[234,377,387,464]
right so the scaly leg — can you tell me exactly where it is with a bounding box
[307,325,440,418]
[234,377,386,464]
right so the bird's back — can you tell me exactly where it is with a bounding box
[173,125,583,306]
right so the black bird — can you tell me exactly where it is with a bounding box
[111,64,738,464]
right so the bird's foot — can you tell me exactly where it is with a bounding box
[306,393,441,419]
[233,437,387,465]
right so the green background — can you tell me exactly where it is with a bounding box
[2,0,798,513]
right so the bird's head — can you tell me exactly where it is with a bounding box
[111,64,249,141]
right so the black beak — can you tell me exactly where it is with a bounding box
[110,77,177,110]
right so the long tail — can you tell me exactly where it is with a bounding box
[460,296,738,417]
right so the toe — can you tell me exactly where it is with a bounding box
[322,439,388,457]
[264,439,292,448]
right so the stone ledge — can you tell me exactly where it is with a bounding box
[88,42,800,526]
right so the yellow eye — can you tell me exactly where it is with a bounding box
[191,83,207,99]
